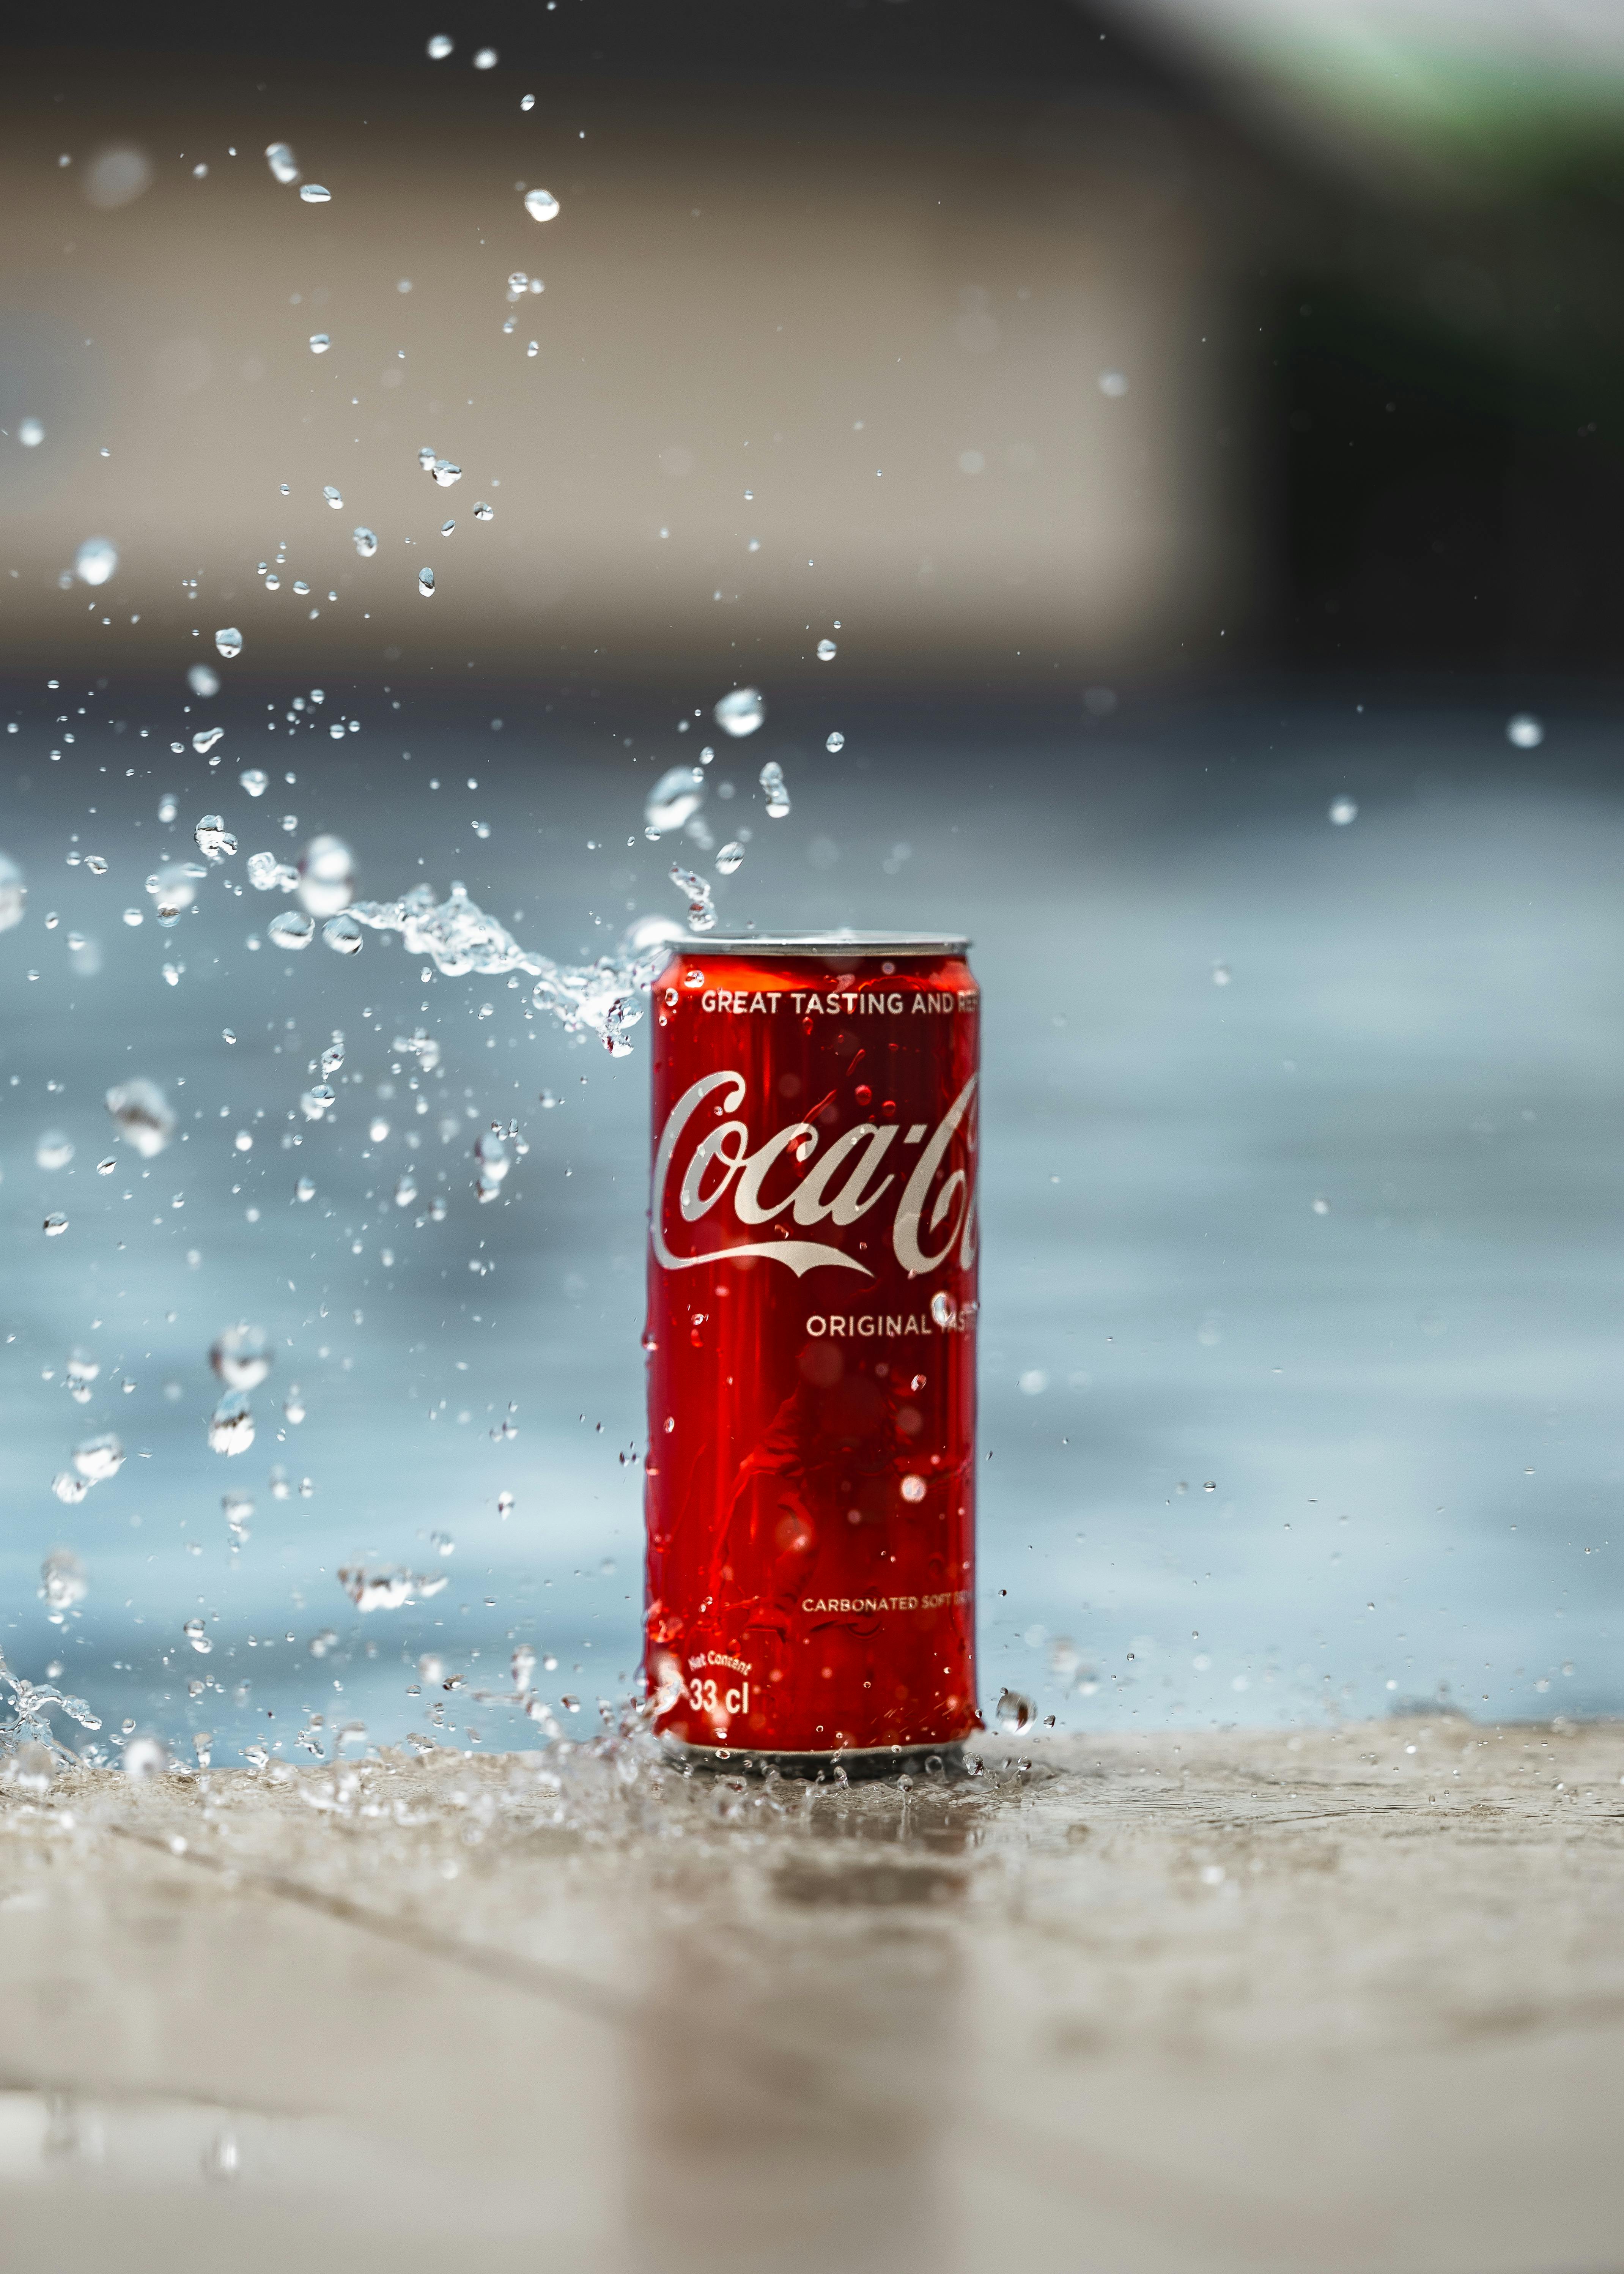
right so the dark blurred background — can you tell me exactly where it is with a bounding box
[9,0,1624,693]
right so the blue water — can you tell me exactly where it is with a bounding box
[3,687,1619,1763]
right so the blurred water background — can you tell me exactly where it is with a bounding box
[5,690,1619,1760]
[3,0,1623,1764]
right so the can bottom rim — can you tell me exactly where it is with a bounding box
[665,1739,972,1783]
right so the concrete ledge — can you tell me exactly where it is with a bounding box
[3,1721,1621,2273]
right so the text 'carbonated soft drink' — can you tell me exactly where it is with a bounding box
[643,933,979,1770]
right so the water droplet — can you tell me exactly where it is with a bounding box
[1212,962,1231,987]
[189,663,220,698]
[147,862,200,924]
[714,686,765,737]
[322,484,343,510]
[715,841,744,876]
[474,46,497,67]
[352,526,377,558]
[193,727,224,755]
[246,850,292,891]
[195,815,237,861]
[208,1393,255,1456]
[40,1550,88,1614]
[524,188,560,222]
[51,1468,87,1500]
[295,1174,316,1202]
[212,1323,272,1391]
[427,32,453,57]
[900,1474,927,1502]
[0,849,23,933]
[431,460,461,488]
[310,332,330,354]
[223,1491,253,1539]
[996,1687,1035,1733]
[122,1734,169,1779]
[474,1129,510,1197]
[816,638,837,661]
[930,1291,957,1329]
[300,1085,335,1120]
[74,537,117,587]
[69,1437,123,1491]
[521,93,535,111]
[339,1564,444,1612]
[1506,712,1544,749]
[669,863,715,933]
[473,501,494,520]
[1311,1195,1330,1215]
[1328,796,1358,826]
[497,1490,516,1518]
[35,1130,74,1171]
[758,759,790,818]
[392,1171,417,1208]
[418,567,436,597]
[265,142,299,184]
[1097,369,1129,397]
[269,910,315,949]
[323,913,363,954]
[1018,1369,1049,1396]
[645,764,705,835]
[18,416,44,448]
[298,833,355,917]
[215,626,243,659]
[241,767,268,797]
[299,184,331,204]
[183,1616,212,1655]
[106,1077,176,1157]
[824,731,846,754]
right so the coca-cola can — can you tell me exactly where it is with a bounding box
[643,932,980,1772]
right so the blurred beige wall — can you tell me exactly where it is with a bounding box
[0,64,1257,687]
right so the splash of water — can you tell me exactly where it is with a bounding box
[346,881,683,1055]
[0,1646,102,1775]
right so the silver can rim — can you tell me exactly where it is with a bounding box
[675,931,970,958]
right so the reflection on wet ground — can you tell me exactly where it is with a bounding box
[1,691,1621,1763]
[2,1723,1622,2271]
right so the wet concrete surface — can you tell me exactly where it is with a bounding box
[3,1718,1622,2273]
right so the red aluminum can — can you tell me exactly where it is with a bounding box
[643,933,980,1771]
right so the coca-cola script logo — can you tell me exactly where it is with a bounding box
[651,1069,977,1279]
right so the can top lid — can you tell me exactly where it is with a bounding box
[684,931,970,958]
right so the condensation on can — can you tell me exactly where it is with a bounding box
[642,934,980,1764]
